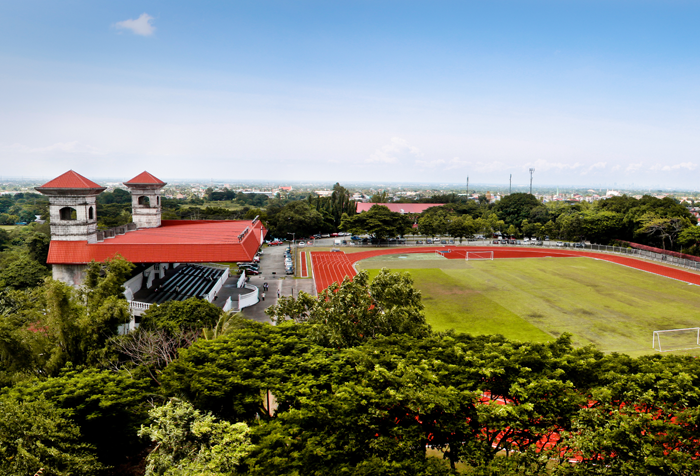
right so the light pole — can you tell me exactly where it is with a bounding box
[529,168,535,195]
[287,232,295,250]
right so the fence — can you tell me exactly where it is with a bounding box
[206,266,230,302]
[238,283,259,310]
[342,239,700,272]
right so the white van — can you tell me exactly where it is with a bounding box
[334,239,342,246]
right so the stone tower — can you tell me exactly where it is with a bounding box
[35,170,106,243]
[124,171,166,229]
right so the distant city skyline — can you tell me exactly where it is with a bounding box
[2,1,700,188]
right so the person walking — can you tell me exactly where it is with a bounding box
[277,288,280,298]
[261,292,266,301]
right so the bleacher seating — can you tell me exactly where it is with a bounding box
[146,264,225,304]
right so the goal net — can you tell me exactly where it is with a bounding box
[466,251,494,261]
[652,328,700,352]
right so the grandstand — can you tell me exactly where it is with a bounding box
[143,264,227,304]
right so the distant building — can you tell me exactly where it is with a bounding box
[356,203,444,214]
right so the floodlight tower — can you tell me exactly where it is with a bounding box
[529,168,535,195]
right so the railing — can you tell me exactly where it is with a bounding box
[206,267,230,302]
[97,222,138,242]
[223,296,235,312]
[338,239,700,272]
[128,300,152,316]
[238,283,259,309]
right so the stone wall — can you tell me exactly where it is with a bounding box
[52,264,88,286]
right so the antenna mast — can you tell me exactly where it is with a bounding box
[529,168,535,195]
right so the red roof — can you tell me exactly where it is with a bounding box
[124,171,165,185]
[38,170,104,189]
[356,203,444,214]
[47,220,265,264]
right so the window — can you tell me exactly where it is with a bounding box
[157,196,160,206]
[138,196,150,206]
[59,207,77,220]
[88,206,94,220]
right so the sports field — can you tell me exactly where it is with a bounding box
[356,254,700,356]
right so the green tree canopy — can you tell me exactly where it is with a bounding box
[494,193,541,227]
[340,205,412,240]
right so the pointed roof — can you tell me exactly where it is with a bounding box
[124,171,165,186]
[37,170,104,189]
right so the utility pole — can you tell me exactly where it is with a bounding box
[529,168,535,195]
[466,176,469,199]
[509,174,512,194]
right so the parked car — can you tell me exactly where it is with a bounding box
[448,239,455,244]
[239,268,260,276]
[416,240,424,244]
[285,267,294,275]
[556,241,564,247]
[426,239,433,244]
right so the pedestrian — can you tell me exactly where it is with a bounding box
[262,292,266,301]
[175,286,180,296]
[277,288,280,298]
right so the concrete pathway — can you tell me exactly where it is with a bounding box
[240,242,318,324]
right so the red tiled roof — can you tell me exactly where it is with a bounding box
[47,220,265,264]
[356,203,444,214]
[38,170,104,189]
[124,171,165,185]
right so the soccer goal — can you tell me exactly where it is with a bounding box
[435,250,449,258]
[466,251,494,261]
[652,328,700,352]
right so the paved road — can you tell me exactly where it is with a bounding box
[241,242,317,324]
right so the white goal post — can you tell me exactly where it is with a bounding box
[466,251,494,261]
[652,328,700,352]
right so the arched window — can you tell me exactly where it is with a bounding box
[59,207,77,220]
[138,196,150,207]
[88,206,94,220]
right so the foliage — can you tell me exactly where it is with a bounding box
[4,369,155,467]
[494,193,541,227]
[111,327,201,385]
[139,399,254,476]
[267,269,430,348]
[0,395,104,476]
[265,200,325,238]
[140,297,222,333]
[161,321,322,422]
[340,205,412,240]
[0,252,49,289]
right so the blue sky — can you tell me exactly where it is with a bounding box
[1,1,700,188]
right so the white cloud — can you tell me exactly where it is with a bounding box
[626,163,643,172]
[649,162,697,172]
[367,137,422,164]
[521,159,583,172]
[611,165,621,172]
[115,13,155,36]
[581,161,607,174]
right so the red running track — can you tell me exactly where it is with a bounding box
[310,247,700,294]
[300,251,308,278]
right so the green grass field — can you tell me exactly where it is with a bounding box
[358,255,700,356]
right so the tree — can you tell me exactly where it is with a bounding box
[266,269,429,348]
[0,252,49,289]
[447,215,476,242]
[340,205,412,240]
[5,369,155,468]
[0,396,104,476]
[267,201,325,238]
[138,399,254,476]
[494,193,541,227]
[140,297,222,334]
